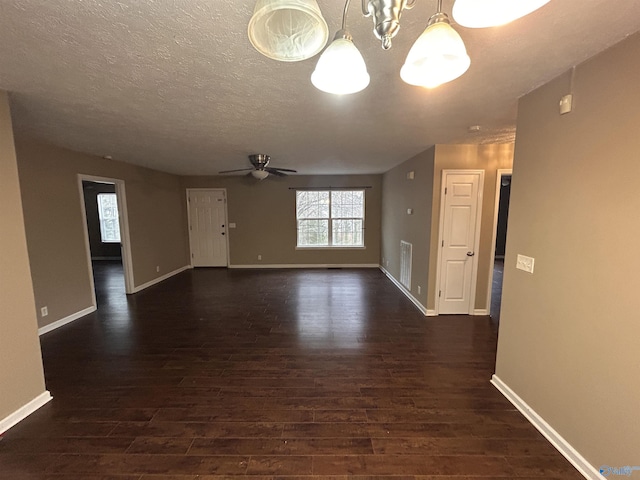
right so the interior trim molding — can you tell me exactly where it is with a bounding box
[131,265,190,293]
[426,309,437,316]
[38,306,96,336]
[0,391,52,435]
[229,264,380,269]
[491,375,604,480]
[379,266,427,316]
[473,308,489,316]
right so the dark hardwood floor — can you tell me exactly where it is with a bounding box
[0,266,582,479]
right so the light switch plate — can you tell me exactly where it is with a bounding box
[516,254,535,273]
[559,94,573,114]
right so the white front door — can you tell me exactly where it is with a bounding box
[437,171,484,314]
[188,189,228,267]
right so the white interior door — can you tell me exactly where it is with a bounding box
[437,171,483,314]
[188,189,228,267]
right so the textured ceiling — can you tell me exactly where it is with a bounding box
[0,1,638,175]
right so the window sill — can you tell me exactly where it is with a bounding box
[296,246,366,250]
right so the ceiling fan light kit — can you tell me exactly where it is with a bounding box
[219,154,298,180]
[249,0,551,93]
[251,169,270,180]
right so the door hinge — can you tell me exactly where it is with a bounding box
[445,187,447,195]
[191,253,194,258]
[439,290,442,298]
[441,240,444,247]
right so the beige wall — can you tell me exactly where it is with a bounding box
[16,140,190,329]
[495,33,640,466]
[426,144,514,311]
[381,147,436,307]
[0,91,47,420]
[381,144,514,312]
[182,175,382,266]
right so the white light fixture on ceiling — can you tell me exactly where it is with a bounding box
[452,0,551,28]
[311,1,370,94]
[248,0,329,61]
[249,0,549,94]
[251,169,270,180]
[400,0,470,88]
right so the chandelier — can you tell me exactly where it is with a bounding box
[248,0,551,94]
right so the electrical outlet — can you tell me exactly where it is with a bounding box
[516,254,535,273]
[258,254,262,261]
[156,266,160,272]
[41,306,48,317]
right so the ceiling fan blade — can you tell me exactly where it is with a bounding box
[265,168,286,177]
[269,167,297,173]
[219,168,254,174]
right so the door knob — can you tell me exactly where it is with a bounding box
[466,251,474,257]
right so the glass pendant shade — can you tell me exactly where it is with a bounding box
[311,37,370,95]
[251,170,270,180]
[452,0,551,28]
[400,21,470,88]
[248,0,329,62]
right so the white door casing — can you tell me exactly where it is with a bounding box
[187,189,228,267]
[78,174,135,299]
[436,170,484,315]
[486,169,512,314]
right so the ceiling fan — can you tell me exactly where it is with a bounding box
[219,154,297,180]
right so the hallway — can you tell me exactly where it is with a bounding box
[0,268,581,478]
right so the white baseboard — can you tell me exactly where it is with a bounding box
[426,309,437,316]
[228,263,380,269]
[131,265,190,293]
[38,306,96,336]
[491,375,604,480]
[0,391,52,435]
[473,308,489,316]
[379,266,427,316]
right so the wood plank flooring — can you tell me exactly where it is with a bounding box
[0,266,582,479]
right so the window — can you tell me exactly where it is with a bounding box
[97,193,121,243]
[296,190,365,247]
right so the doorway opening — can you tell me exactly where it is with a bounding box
[488,169,512,321]
[79,175,134,310]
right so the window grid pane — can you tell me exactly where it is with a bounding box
[97,193,121,243]
[297,219,329,246]
[331,190,364,219]
[332,219,363,246]
[296,191,330,219]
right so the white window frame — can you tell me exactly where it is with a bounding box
[97,192,121,243]
[295,189,366,249]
